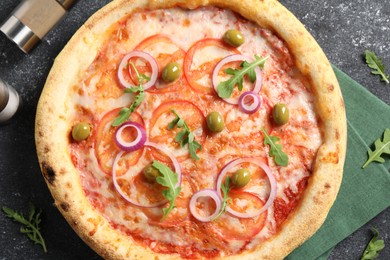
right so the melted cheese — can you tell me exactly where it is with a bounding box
[70,7,323,258]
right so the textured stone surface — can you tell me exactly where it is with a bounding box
[0,0,388,259]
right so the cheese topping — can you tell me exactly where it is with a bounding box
[70,7,322,258]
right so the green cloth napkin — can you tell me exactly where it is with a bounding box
[286,67,390,260]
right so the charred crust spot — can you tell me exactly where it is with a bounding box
[44,146,50,154]
[60,202,70,212]
[38,131,44,137]
[324,183,331,189]
[86,23,93,30]
[327,84,335,92]
[41,162,55,185]
[313,195,322,205]
[335,130,340,140]
[60,168,66,175]
[340,98,345,108]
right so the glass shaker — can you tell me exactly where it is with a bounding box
[0,79,21,124]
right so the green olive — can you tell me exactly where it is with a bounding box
[206,111,224,133]
[162,62,181,83]
[223,29,245,47]
[72,122,91,141]
[272,103,289,125]
[232,168,251,188]
[143,164,161,182]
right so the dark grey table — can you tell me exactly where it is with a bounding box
[0,1,389,259]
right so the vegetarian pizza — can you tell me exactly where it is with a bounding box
[35,0,347,259]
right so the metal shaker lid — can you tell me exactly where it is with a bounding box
[0,15,40,53]
[0,79,10,112]
[56,0,76,10]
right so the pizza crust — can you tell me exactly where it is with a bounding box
[35,0,347,259]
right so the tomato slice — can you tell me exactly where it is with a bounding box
[149,100,206,162]
[184,38,239,94]
[116,170,167,205]
[143,179,192,227]
[95,108,144,175]
[112,145,180,209]
[95,69,124,99]
[208,191,267,241]
[132,34,189,93]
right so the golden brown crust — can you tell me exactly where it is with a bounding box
[35,0,346,259]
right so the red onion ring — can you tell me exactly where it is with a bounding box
[212,54,262,105]
[114,122,146,152]
[189,189,222,222]
[117,51,158,90]
[238,91,262,114]
[216,158,277,218]
[112,141,182,207]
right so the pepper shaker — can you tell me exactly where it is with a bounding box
[0,79,21,124]
[0,0,76,53]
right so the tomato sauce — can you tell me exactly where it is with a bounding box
[69,6,322,258]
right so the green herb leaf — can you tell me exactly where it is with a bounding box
[262,128,288,166]
[177,118,185,128]
[123,86,143,93]
[168,117,179,130]
[188,132,195,143]
[2,204,47,252]
[189,141,202,160]
[361,228,385,260]
[212,177,232,221]
[362,128,390,168]
[112,107,130,127]
[365,50,389,84]
[217,55,268,98]
[176,129,189,146]
[139,73,150,84]
[128,90,145,113]
[112,62,146,127]
[152,160,181,220]
[168,109,202,160]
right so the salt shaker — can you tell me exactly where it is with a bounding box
[0,79,21,124]
[0,0,76,53]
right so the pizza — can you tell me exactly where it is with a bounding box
[35,0,347,259]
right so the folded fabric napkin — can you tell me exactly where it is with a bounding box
[286,67,390,260]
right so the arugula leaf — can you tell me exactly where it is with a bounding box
[168,117,180,130]
[112,62,146,127]
[168,109,202,160]
[2,204,47,252]
[217,55,268,98]
[361,228,385,260]
[212,177,232,220]
[139,73,150,84]
[365,50,389,84]
[362,128,390,168]
[152,160,181,220]
[112,107,130,127]
[262,128,288,166]
[189,141,202,160]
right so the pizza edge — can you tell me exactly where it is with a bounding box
[35,0,347,259]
